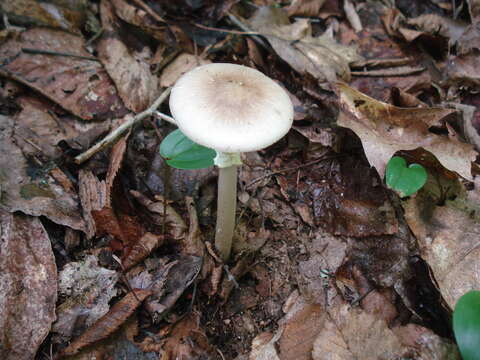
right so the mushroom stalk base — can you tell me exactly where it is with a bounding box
[215,165,238,262]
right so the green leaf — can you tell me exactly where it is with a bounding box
[454,291,480,360]
[159,129,216,169]
[385,156,427,197]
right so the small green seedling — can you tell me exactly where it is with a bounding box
[453,290,480,360]
[385,156,427,197]
[159,129,216,170]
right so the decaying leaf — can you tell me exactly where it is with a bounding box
[248,6,363,83]
[0,115,86,231]
[287,0,326,17]
[337,83,476,180]
[0,28,127,120]
[0,210,57,360]
[62,289,152,357]
[159,53,210,88]
[53,255,119,342]
[249,331,282,360]
[122,232,164,270]
[403,181,480,308]
[277,296,326,360]
[159,313,215,359]
[0,0,86,33]
[98,0,159,112]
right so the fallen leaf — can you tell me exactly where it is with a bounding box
[98,0,159,112]
[0,0,86,33]
[287,0,326,17]
[62,289,152,357]
[403,181,480,308]
[0,28,127,120]
[0,210,57,360]
[313,302,407,360]
[159,313,216,360]
[0,115,86,231]
[159,53,210,88]
[53,255,119,342]
[277,296,326,360]
[249,331,281,360]
[337,83,476,180]
[248,6,363,83]
[122,232,164,270]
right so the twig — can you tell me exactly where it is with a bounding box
[130,0,166,23]
[153,111,176,125]
[245,155,337,188]
[194,22,260,35]
[226,12,270,50]
[21,48,99,62]
[74,87,172,164]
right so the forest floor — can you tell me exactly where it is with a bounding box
[1,0,480,359]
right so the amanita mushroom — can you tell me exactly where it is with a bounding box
[169,63,293,261]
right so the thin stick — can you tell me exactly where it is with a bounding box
[194,23,260,35]
[226,12,270,50]
[74,87,171,164]
[153,111,176,125]
[21,48,99,62]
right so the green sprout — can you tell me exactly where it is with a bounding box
[453,290,480,360]
[385,156,427,197]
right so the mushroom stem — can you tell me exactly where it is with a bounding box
[215,164,238,262]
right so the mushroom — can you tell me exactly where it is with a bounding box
[169,63,294,261]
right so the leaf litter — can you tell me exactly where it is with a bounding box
[1,0,480,359]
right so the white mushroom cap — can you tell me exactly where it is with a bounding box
[169,63,294,153]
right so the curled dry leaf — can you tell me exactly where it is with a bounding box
[287,0,326,17]
[248,6,363,83]
[0,28,127,120]
[53,255,119,342]
[61,289,152,357]
[337,83,476,180]
[98,0,159,112]
[122,232,164,270]
[0,115,85,231]
[0,210,57,360]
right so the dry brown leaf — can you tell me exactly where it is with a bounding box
[130,191,188,240]
[53,255,119,342]
[0,28,127,120]
[277,296,326,360]
[0,0,86,33]
[406,14,468,43]
[337,83,476,180]
[249,331,282,360]
[122,232,164,270]
[159,313,215,360]
[159,53,210,88]
[248,6,363,83]
[313,302,407,360]
[62,289,152,357]
[403,182,480,308]
[111,0,167,41]
[98,0,159,112]
[447,53,480,87]
[287,0,326,17]
[0,115,86,231]
[0,210,57,360]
